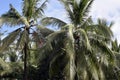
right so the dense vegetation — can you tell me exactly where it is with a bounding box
[0,0,120,80]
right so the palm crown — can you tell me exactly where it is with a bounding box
[38,0,116,80]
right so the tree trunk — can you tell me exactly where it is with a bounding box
[23,28,29,80]
[24,43,28,80]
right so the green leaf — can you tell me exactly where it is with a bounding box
[63,25,76,80]
[76,28,92,52]
[37,26,54,37]
[22,0,47,20]
[33,0,48,19]
[16,30,28,50]
[0,4,24,27]
[42,17,67,28]
[0,29,21,53]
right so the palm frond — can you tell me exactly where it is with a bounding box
[96,19,113,40]
[0,58,12,77]
[38,30,66,61]
[16,30,28,50]
[75,28,101,80]
[76,28,92,51]
[33,0,48,20]
[0,29,21,53]
[37,26,54,37]
[71,0,94,26]
[31,26,54,48]
[75,48,88,80]
[109,21,114,29]
[0,4,24,27]
[42,17,67,28]
[0,62,23,78]
[63,25,76,80]
[81,0,94,19]
[22,0,47,20]
[38,31,67,79]
[49,50,67,79]
[23,0,36,19]
[111,39,120,52]
[0,58,11,70]
[86,55,99,80]
[38,26,76,80]
[58,0,94,27]
[58,0,74,23]
[92,39,115,65]
[80,16,93,29]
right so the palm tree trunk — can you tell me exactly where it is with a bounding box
[24,42,28,80]
[23,28,29,80]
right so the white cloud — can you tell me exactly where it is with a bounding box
[90,0,120,19]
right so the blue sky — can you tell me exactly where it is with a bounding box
[0,0,22,15]
[0,0,120,43]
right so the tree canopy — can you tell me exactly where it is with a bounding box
[0,0,120,80]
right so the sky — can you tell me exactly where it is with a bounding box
[0,0,120,43]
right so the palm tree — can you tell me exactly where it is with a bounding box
[0,0,48,80]
[38,0,115,80]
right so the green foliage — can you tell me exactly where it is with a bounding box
[0,4,23,27]
[39,0,118,80]
[42,17,67,28]
[0,0,48,80]
[0,0,119,80]
[0,29,21,53]
[23,0,47,20]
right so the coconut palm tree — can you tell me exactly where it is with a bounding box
[0,0,48,80]
[38,0,115,80]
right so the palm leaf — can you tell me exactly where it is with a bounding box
[0,58,11,70]
[45,25,76,80]
[42,17,67,28]
[75,49,88,80]
[0,4,24,27]
[0,62,23,78]
[81,0,94,19]
[70,0,94,26]
[31,26,54,48]
[33,0,48,19]
[0,58,12,77]
[80,16,93,29]
[63,25,76,80]
[16,30,28,50]
[58,0,94,27]
[86,55,99,80]
[109,21,114,29]
[38,30,66,61]
[23,0,36,19]
[0,29,21,53]
[49,50,67,79]
[58,0,74,23]
[76,28,92,52]
[38,31,67,79]
[91,39,115,65]
[111,39,119,52]
[22,0,47,20]
[96,19,113,40]
[37,26,54,37]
